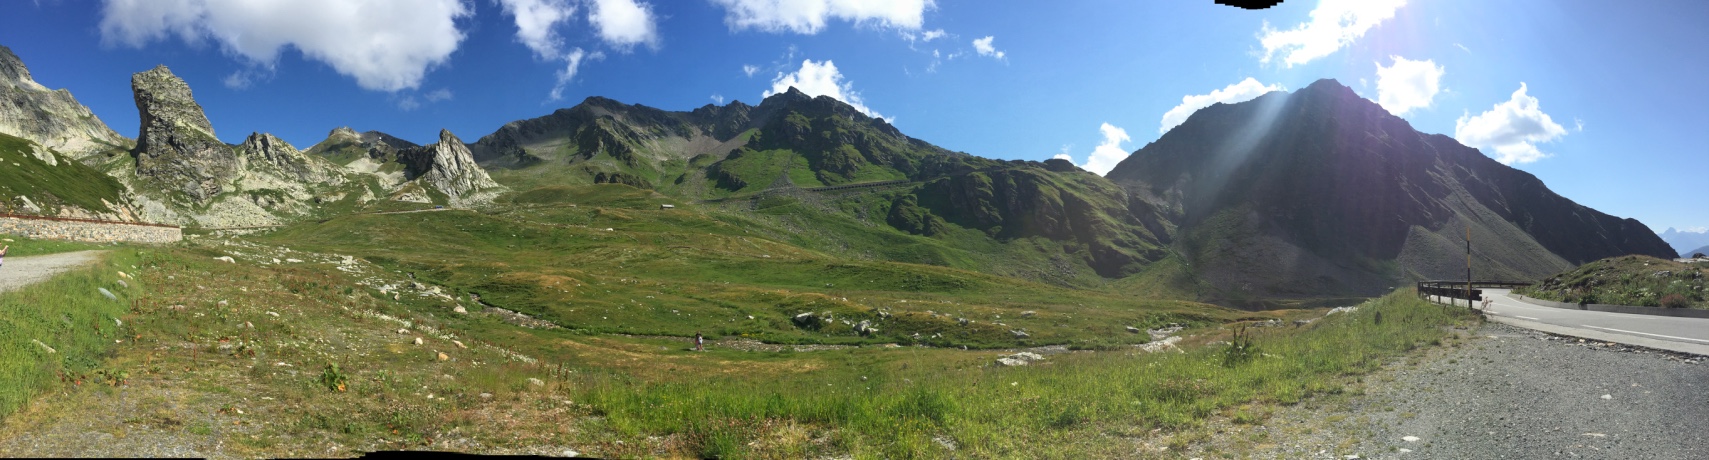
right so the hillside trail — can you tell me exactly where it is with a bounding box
[0,250,106,293]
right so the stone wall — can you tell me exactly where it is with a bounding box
[0,213,180,244]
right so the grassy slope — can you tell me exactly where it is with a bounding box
[0,249,135,418]
[260,185,1226,350]
[0,133,126,214]
[0,243,1475,457]
[1515,255,1708,308]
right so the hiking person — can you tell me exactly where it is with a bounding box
[0,244,8,269]
[694,332,704,351]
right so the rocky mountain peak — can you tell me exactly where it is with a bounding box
[132,65,216,138]
[328,126,360,140]
[130,64,238,203]
[0,44,128,158]
[398,129,503,205]
[0,45,37,88]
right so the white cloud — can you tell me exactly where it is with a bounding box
[711,93,725,105]
[742,64,759,77]
[1159,78,1284,134]
[588,0,659,49]
[1258,0,1406,67]
[222,68,270,89]
[971,36,1004,60]
[496,0,576,60]
[423,88,453,103]
[548,48,604,101]
[1454,83,1568,165]
[1574,117,1584,132]
[1454,43,1471,54]
[919,28,946,41]
[99,0,470,92]
[1374,55,1443,116]
[710,0,933,34]
[1055,123,1131,176]
[763,59,886,121]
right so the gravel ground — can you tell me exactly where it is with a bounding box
[1345,322,1708,459]
[1188,322,1709,459]
[0,250,104,293]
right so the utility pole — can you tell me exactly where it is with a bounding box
[1466,225,1473,310]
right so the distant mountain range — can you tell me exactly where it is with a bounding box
[0,42,1678,304]
[1658,227,1709,258]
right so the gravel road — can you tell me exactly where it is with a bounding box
[0,250,105,293]
[1345,322,1709,459]
[1180,321,1708,459]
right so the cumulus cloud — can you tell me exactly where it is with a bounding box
[1053,123,1131,176]
[710,0,933,34]
[1374,55,1444,116]
[497,0,577,60]
[1159,78,1284,134]
[1454,83,1568,165]
[588,0,659,49]
[99,0,470,92]
[742,64,759,77]
[711,93,725,105]
[920,29,946,41]
[971,36,1005,60]
[548,48,604,101]
[1258,0,1406,67]
[763,59,887,121]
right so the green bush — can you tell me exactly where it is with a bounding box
[319,363,348,392]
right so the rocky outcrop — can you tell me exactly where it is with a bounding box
[131,65,238,203]
[239,132,341,185]
[397,130,503,205]
[0,45,128,159]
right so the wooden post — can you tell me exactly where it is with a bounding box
[1466,225,1473,310]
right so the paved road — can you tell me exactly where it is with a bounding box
[0,250,106,293]
[1481,288,1709,356]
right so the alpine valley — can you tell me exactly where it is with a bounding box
[0,45,1670,306]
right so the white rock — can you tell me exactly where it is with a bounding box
[215,256,235,263]
[414,337,424,345]
[453,340,467,349]
[98,288,116,301]
[265,311,279,317]
[1402,436,1420,442]
[397,328,409,335]
[1600,394,1612,400]
[527,377,545,387]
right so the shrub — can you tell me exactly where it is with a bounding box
[319,363,348,392]
[1221,325,1259,368]
[1659,293,1690,309]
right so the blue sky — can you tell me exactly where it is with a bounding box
[2,0,1706,232]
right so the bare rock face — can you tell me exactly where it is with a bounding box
[397,129,503,205]
[239,132,340,185]
[0,45,128,159]
[131,65,238,203]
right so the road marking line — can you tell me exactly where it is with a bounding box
[1578,325,1709,344]
[1514,316,1538,320]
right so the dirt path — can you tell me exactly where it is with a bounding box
[0,250,106,293]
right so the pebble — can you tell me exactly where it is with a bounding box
[414,337,424,345]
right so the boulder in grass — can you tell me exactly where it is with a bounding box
[98,287,116,301]
[215,256,235,263]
